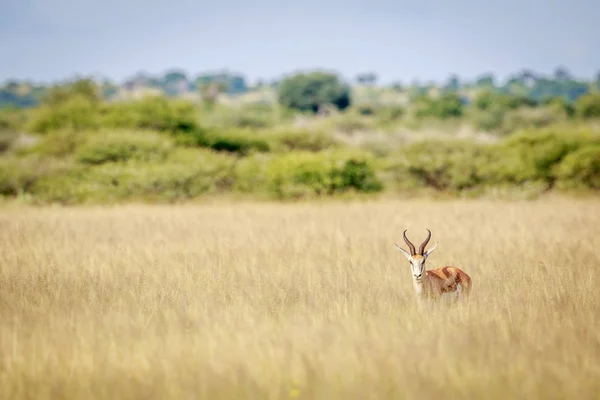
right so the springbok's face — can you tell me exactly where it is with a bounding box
[395,229,438,282]
[408,255,427,280]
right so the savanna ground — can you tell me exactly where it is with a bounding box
[0,197,599,399]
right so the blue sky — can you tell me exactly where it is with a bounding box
[1,0,598,85]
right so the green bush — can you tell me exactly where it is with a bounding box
[485,129,599,187]
[34,148,236,204]
[0,107,28,133]
[265,150,383,199]
[204,103,277,129]
[207,130,270,155]
[542,96,575,117]
[390,140,495,192]
[232,153,270,194]
[470,106,505,131]
[574,93,600,119]
[27,94,200,135]
[413,93,463,119]
[0,131,18,154]
[24,130,84,157]
[324,112,373,135]
[554,145,600,190]
[499,106,568,134]
[177,128,270,156]
[267,129,340,152]
[0,156,73,197]
[42,78,101,107]
[75,131,173,165]
[376,105,406,125]
[474,90,537,111]
[354,103,378,116]
[100,96,199,133]
[27,95,100,134]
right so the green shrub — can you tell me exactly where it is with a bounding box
[268,129,339,152]
[0,156,73,197]
[474,90,536,111]
[265,150,383,199]
[390,140,495,192]
[100,96,199,133]
[0,131,18,154]
[24,130,84,157]
[485,129,599,187]
[413,93,463,119]
[0,107,28,133]
[27,95,100,133]
[376,105,406,124]
[354,103,378,116]
[499,107,568,134]
[27,94,200,135]
[208,130,270,155]
[554,145,600,190]
[35,148,236,204]
[204,103,277,129]
[574,93,600,119]
[107,151,234,202]
[232,153,270,194]
[176,128,270,156]
[75,131,172,165]
[470,106,505,131]
[325,113,373,134]
[542,96,575,117]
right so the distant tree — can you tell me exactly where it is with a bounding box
[194,72,247,95]
[164,70,185,80]
[554,66,572,81]
[227,75,248,94]
[162,70,190,96]
[475,73,495,88]
[278,71,351,113]
[0,88,38,108]
[356,72,378,86]
[527,77,589,102]
[443,74,460,92]
[390,81,403,92]
[519,69,538,81]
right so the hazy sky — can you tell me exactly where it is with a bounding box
[1,0,598,85]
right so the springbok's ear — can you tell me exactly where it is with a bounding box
[394,243,412,261]
[424,242,439,258]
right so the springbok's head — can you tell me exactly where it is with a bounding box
[395,229,438,281]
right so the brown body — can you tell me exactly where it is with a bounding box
[422,265,472,299]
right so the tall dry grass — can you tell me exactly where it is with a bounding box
[0,198,599,399]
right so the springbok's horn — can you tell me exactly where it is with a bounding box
[403,230,416,256]
[418,229,432,255]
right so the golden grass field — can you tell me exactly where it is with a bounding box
[1,197,599,399]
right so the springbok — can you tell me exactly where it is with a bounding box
[395,229,472,302]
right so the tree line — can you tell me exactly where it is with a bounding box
[2,66,600,109]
